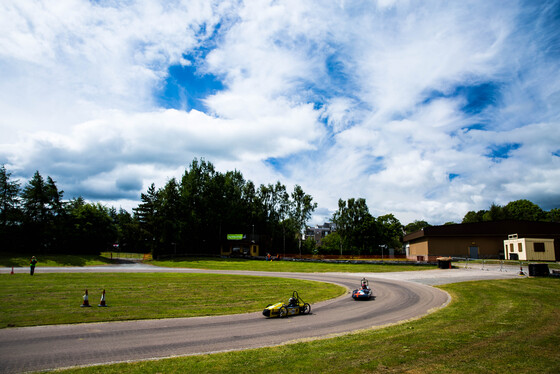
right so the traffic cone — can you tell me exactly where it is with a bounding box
[98,289,107,307]
[81,289,91,307]
[10,267,14,275]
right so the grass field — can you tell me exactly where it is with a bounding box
[148,256,436,272]
[0,273,344,328]
[57,277,560,374]
[1,253,435,273]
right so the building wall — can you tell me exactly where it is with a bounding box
[426,236,505,258]
[408,240,428,256]
[408,236,505,259]
[526,238,556,261]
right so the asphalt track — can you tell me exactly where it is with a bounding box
[0,264,523,373]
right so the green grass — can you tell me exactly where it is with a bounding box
[0,273,344,328]
[0,253,114,268]
[149,256,436,272]
[55,278,560,374]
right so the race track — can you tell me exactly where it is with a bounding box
[0,265,521,373]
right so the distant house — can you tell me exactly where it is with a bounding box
[403,220,560,262]
[304,223,335,245]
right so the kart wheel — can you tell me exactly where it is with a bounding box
[279,306,288,318]
[302,303,311,314]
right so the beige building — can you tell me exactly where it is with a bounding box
[503,234,556,261]
[403,220,560,262]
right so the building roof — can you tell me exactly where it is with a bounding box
[404,220,560,242]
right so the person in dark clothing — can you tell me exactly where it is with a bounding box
[30,256,37,275]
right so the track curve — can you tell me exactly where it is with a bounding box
[0,268,454,373]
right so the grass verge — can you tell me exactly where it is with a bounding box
[148,256,436,272]
[454,259,560,270]
[0,273,344,328]
[58,278,560,373]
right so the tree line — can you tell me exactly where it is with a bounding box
[1,160,558,257]
[0,160,316,257]
[400,200,559,240]
[461,200,559,224]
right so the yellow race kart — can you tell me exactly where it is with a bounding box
[262,291,311,318]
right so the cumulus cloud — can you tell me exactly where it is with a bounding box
[1,0,559,224]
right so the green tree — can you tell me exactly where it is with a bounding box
[45,176,64,215]
[356,213,379,255]
[21,171,49,223]
[68,202,116,254]
[111,208,141,252]
[179,158,218,255]
[462,210,485,223]
[289,185,317,255]
[133,183,160,255]
[257,181,291,253]
[504,199,545,221]
[158,178,182,255]
[332,198,371,255]
[482,203,506,221]
[404,220,430,234]
[0,165,22,251]
[20,171,65,252]
[377,214,403,250]
[0,165,20,226]
[318,231,342,255]
[548,208,560,223]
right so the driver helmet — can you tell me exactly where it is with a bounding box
[289,297,296,305]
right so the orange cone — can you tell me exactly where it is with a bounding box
[98,289,107,307]
[10,267,14,275]
[81,289,91,307]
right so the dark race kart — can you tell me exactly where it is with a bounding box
[352,278,373,300]
[262,291,311,318]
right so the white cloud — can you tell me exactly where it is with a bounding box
[1,0,559,226]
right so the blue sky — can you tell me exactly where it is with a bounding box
[1,0,559,225]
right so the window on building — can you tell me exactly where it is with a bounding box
[518,243,523,252]
[510,243,514,252]
[534,242,545,252]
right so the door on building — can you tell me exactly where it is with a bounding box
[469,246,479,259]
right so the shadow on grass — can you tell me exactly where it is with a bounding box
[0,253,115,267]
